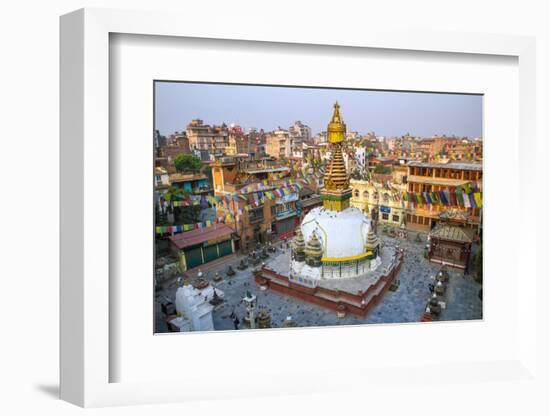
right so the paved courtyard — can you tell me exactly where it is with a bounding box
[155,229,482,332]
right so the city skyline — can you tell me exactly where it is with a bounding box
[155,81,483,139]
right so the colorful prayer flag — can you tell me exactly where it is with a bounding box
[474,192,482,208]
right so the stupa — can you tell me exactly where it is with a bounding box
[290,102,382,281]
[256,102,402,318]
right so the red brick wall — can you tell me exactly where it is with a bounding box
[255,251,403,318]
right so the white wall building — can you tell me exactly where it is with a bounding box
[174,283,224,332]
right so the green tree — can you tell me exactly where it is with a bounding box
[373,164,391,174]
[173,153,202,173]
[175,205,200,224]
[163,186,186,204]
[162,186,200,224]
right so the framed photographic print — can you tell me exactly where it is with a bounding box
[152,81,483,334]
[60,7,538,408]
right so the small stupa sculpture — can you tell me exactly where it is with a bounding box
[397,217,408,240]
[242,290,257,329]
[209,288,224,306]
[365,226,379,258]
[304,232,323,267]
[291,227,306,262]
[282,315,298,328]
[257,309,272,329]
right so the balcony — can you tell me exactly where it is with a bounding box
[192,185,212,194]
[249,214,265,224]
[275,209,296,220]
[249,207,265,224]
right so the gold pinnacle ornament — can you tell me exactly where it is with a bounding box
[327,101,346,144]
[321,102,353,211]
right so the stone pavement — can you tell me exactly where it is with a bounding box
[155,229,482,332]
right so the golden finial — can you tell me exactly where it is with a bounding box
[327,101,346,144]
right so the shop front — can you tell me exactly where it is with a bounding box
[169,224,235,271]
[274,192,298,240]
[428,222,475,271]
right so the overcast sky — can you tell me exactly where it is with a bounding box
[154,82,482,138]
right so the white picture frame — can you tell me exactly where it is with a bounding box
[60,8,538,408]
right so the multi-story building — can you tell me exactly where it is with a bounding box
[385,137,398,152]
[154,166,170,190]
[405,161,482,231]
[289,120,311,144]
[302,143,322,162]
[416,137,452,160]
[392,163,408,185]
[154,129,166,149]
[444,139,483,161]
[265,128,290,159]
[312,131,327,144]
[169,173,211,195]
[186,119,229,153]
[210,156,298,250]
[353,146,367,172]
[158,133,191,172]
[296,186,322,218]
[247,128,266,157]
[225,124,248,155]
[350,179,406,227]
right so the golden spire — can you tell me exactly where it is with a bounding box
[321,102,352,212]
[327,101,346,144]
[323,145,349,190]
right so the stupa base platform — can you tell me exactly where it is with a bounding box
[255,250,403,318]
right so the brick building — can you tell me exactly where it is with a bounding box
[405,161,482,232]
[265,128,290,159]
[210,156,298,251]
[186,119,229,153]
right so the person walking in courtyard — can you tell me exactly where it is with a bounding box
[230,310,240,330]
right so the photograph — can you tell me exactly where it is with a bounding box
[2,0,545,413]
[153,82,483,333]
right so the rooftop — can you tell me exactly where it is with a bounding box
[429,223,475,243]
[168,224,234,250]
[243,166,289,174]
[407,161,482,171]
[299,187,315,198]
[300,196,322,208]
[407,175,471,187]
[169,173,207,183]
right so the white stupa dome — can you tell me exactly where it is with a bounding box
[300,206,371,259]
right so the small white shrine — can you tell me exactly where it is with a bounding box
[174,281,224,332]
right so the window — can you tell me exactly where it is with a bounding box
[363,190,369,199]
[250,206,265,223]
[382,213,389,220]
[382,193,389,203]
[392,215,400,222]
[354,189,359,198]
